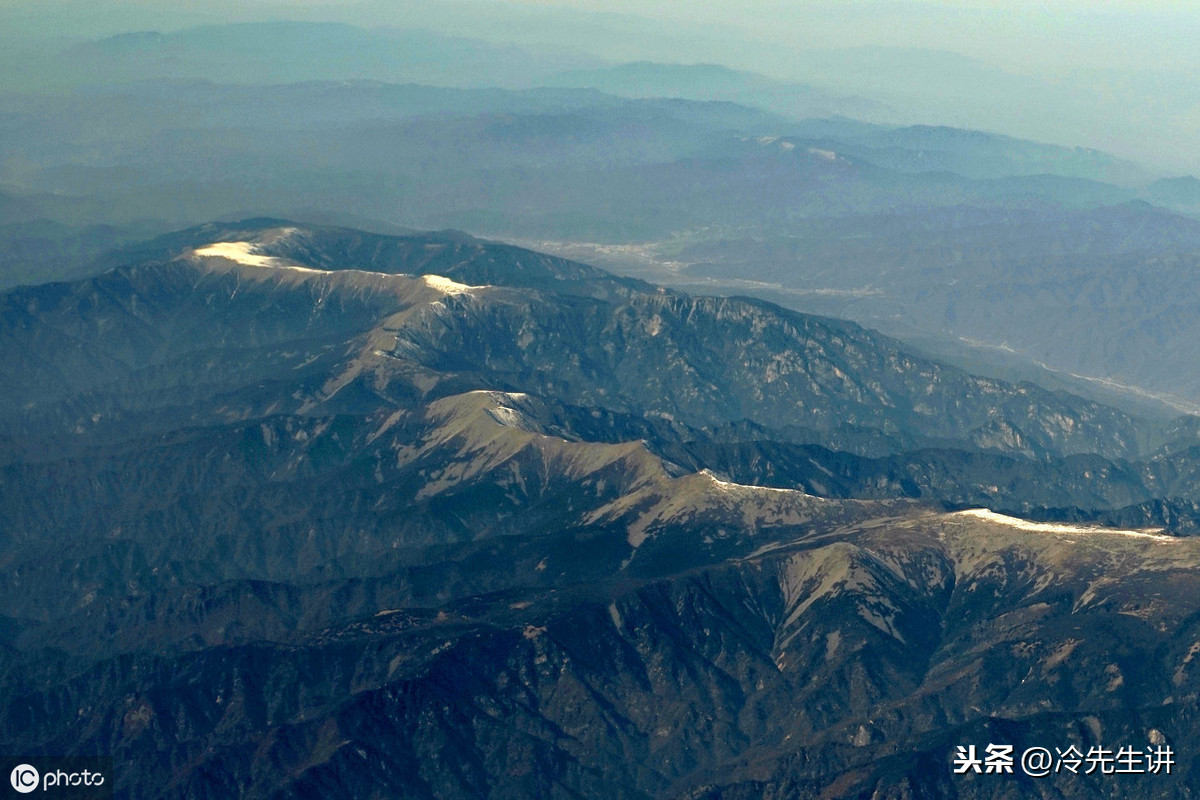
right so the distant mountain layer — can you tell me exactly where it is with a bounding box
[3,22,600,91]
[782,119,1152,184]
[547,60,888,123]
[1150,175,1200,207]
[4,223,1200,797]
[0,84,1143,242]
[546,62,1147,185]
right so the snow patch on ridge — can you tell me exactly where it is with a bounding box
[422,274,484,295]
[957,508,1173,540]
[190,239,488,297]
[700,469,800,494]
[192,240,324,273]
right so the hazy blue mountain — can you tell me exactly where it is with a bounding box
[1,90,1139,243]
[543,63,1151,185]
[1149,175,1200,208]
[0,63,1163,258]
[2,22,601,93]
[782,47,1127,158]
[788,122,1154,185]
[547,60,888,121]
[0,81,790,252]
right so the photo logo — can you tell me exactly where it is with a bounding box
[4,759,111,796]
[9,764,39,794]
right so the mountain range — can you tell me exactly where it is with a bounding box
[4,222,1200,797]
[4,7,1200,798]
